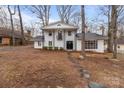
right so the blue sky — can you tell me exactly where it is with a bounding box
[18,5,107,25]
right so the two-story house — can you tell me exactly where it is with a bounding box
[34,21,108,53]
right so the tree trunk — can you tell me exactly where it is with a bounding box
[107,6,114,52]
[107,22,113,52]
[18,5,25,45]
[10,14,15,46]
[8,5,16,46]
[80,5,85,58]
[111,5,117,58]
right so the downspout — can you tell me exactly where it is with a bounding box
[75,29,77,51]
[53,30,55,49]
[63,29,66,50]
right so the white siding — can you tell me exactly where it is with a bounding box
[43,30,76,50]
[117,44,124,53]
[34,42,42,49]
[44,31,53,47]
[76,40,105,53]
[76,40,81,51]
[97,40,104,53]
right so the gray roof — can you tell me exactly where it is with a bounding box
[117,36,124,44]
[34,36,44,41]
[42,21,78,30]
[76,32,108,40]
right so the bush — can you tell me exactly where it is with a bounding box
[48,47,53,50]
[54,47,58,50]
[60,47,64,51]
[43,46,47,50]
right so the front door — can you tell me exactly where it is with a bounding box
[66,41,73,50]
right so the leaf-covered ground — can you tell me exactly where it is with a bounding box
[0,46,123,88]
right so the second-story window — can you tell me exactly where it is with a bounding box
[58,31,62,40]
[49,32,52,36]
[68,31,72,36]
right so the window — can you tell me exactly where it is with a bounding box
[68,31,72,36]
[49,41,52,47]
[118,46,120,48]
[0,37,2,44]
[38,41,41,46]
[85,40,97,49]
[49,32,52,36]
[58,31,62,40]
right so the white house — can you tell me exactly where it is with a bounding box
[34,21,108,53]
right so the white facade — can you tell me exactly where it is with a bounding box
[76,40,105,53]
[43,30,76,50]
[34,41,42,49]
[34,21,107,53]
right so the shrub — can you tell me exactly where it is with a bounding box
[54,47,58,50]
[60,47,64,51]
[43,46,47,50]
[49,47,53,50]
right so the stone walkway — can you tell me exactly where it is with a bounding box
[67,52,90,87]
[67,52,107,88]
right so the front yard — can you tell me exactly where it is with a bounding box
[0,46,123,88]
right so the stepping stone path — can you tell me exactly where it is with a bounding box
[82,70,90,79]
[67,52,107,88]
[88,82,107,88]
[67,52,91,79]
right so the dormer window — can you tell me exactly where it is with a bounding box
[49,32,52,36]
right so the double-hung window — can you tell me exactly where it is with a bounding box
[38,41,41,46]
[58,31,62,40]
[68,31,72,36]
[49,41,52,47]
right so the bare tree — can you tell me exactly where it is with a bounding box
[0,6,8,28]
[99,6,113,52]
[29,5,51,47]
[17,5,25,45]
[99,5,124,53]
[29,5,51,26]
[71,12,80,26]
[56,5,76,23]
[8,5,16,46]
[80,5,85,59]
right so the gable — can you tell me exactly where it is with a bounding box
[42,21,78,30]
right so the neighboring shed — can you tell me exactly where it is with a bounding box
[0,28,32,45]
